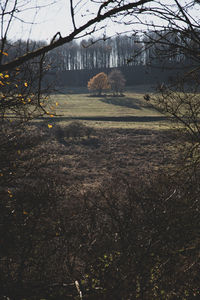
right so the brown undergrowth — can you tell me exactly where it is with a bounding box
[46,122,178,194]
[1,121,199,299]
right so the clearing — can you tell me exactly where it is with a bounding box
[46,88,170,130]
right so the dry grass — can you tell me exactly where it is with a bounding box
[47,90,170,129]
[37,123,178,196]
[34,89,177,194]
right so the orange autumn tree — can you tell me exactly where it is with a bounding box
[88,72,110,96]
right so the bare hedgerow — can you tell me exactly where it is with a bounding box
[0,48,81,299]
[1,118,199,299]
[0,124,62,298]
[0,122,92,299]
[75,173,200,299]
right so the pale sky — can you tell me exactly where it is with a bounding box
[4,0,200,42]
[4,0,154,42]
[7,0,74,42]
[6,0,114,42]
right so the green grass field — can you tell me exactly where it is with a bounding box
[47,89,170,129]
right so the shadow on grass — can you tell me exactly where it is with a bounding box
[100,97,142,110]
[42,115,169,123]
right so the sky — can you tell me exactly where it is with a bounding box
[3,0,200,42]
[5,0,114,42]
[7,0,74,42]
[3,0,153,42]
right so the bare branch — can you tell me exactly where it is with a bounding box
[0,0,152,72]
[70,0,76,30]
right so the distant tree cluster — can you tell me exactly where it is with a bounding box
[2,31,195,73]
[47,35,144,71]
[41,32,196,71]
[88,69,126,96]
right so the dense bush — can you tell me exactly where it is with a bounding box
[75,173,200,299]
[1,120,200,299]
[54,122,95,141]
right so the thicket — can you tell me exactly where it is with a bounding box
[1,94,200,299]
[1,52,200,300]
[1,51,200,300]
[1,0,200,298]
[1,130,200,299]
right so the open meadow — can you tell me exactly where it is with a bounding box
[47,87,170,130]
[36,87,179,196]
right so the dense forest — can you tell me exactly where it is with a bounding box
[46,32,196,71]
[2,32,195,87]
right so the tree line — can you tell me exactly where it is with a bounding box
[2,30,197,74]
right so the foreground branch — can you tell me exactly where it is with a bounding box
[0,0,152,72]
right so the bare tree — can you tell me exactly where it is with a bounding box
[0,0,159,72]
[139,2,200,147]
[108,69,126,96]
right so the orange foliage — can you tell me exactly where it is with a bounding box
[87,72,110,95]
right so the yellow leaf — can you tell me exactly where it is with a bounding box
[24,82,28,87]
[50,114,54,117]
[8,189,13,197]
[48,124,53,128]
[0,51,8,56]
[0,73,3,78]
[56,102,59,106]
[0,81,4,85]
[4,74,9,78]
[15,84,18,88]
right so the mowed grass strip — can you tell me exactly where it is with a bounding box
[52,92,161,117]
[49,91,169,129]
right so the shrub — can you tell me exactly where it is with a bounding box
[64,121,94,140]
